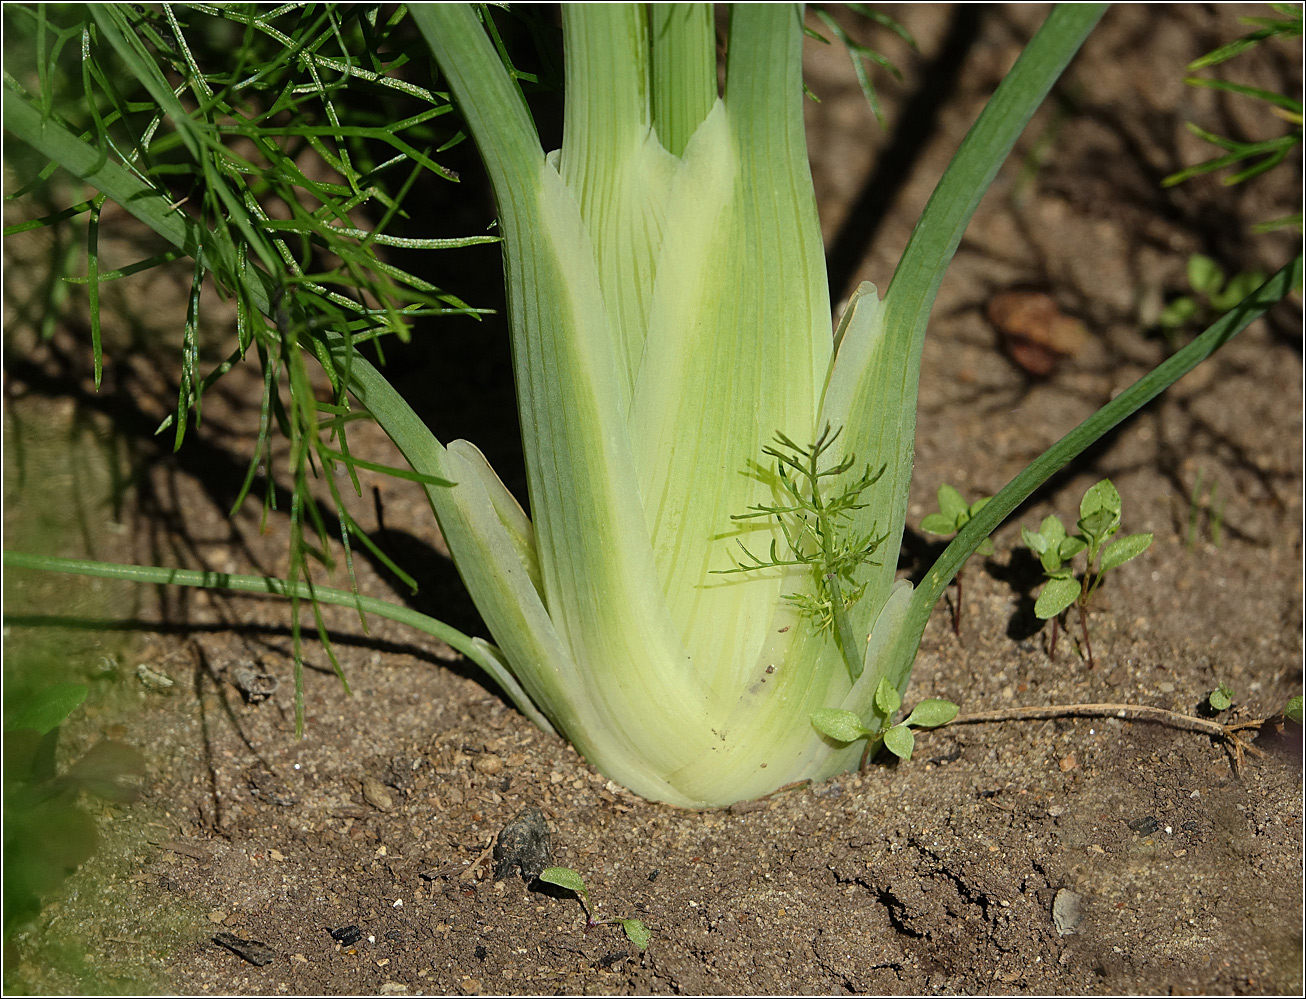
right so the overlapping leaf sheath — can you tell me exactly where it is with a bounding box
[415,4,913,806]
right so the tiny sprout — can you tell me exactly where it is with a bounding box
[1186,470,1226,550]
[1207,682,1234,713]
[1157,254,1269,345]
[716,424,886,683]
[537,866,650,951]
[1021,478,1152,668]
[811,678,958,763]
[1285,696,1303,724]
[920,484,994,637]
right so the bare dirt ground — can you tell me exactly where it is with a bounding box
[4,4,1302,995]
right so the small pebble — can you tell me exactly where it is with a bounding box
[363,776,394,812]
[474,754,503,776]
[1052,888,1085,937]
[136,663,174,690]
[330,925,362,946]
[1128,815,1159,835]
[493,806,552,881]
[213,932,275,966]
[231,664,279,703]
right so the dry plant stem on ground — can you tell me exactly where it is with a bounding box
[949,702,1268,771]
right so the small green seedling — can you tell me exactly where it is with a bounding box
[1186,470,1227,549]
[1157,254,1269,344]
[537,867,650,952]
[1021,478,1153,668]
[811,678,958,765]
[1284,696,1303,724]
[1206,681,1235,713]
[920,484,994,637]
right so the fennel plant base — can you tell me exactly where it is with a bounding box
[3,4,1300,994]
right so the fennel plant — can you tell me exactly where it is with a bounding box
[4,4,1301,808]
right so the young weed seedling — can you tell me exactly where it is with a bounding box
[1021,479,1153,668]
[1186,469,1227,549]
[537,867,650,952]
[920,484,994,637]
[1157,254,1269,346]
[1206,681,1236,713]
[812,678,958,767]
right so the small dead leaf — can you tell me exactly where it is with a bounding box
[986,290,1089,377]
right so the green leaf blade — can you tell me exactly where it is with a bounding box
[874,676,902,717]
[921,512,958,537]
[811,707,873,743]
[539,866,587,898]
[882,723,914,760]
[8,683,88,735]
[1080,479,1122,521]
[1035,576,1081,619]
[937,484,968,522]
[620,918,651,951]
[904,698,958,729]
[1100,532,1152,571]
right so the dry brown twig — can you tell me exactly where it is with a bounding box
[948,702,1269,772]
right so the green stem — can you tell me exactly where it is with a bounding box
[648,3,715,157]
[834,3,1108,637]
[807,452,863,681]
[2,550,554,733]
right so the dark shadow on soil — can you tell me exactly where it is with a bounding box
[825,5,984,303]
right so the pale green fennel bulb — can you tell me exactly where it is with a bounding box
[414,4,913,808]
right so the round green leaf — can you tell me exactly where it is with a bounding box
[1213,270,1266,312]
[1284,696,1303,723]
[1100,532,1152,571]
[1039,547,1065,574]
[1080,479,1121,521]
[810,708,872,743]
[921,512,957,537]
[539,866,587,896]
[620,919,651,951]
[937,484,968,521]
[1187,253,1224,295]
[1207,685,1233,712]
[1158,296,1200,328]
[1021,526,1048,555]
[904,698,959,729]
[882,724,914,760]
[976,537,995,557]
[1035,576,1081,619]
[1040,514,1067,543]
[1058,535,1088,560]
[1078,509,1117,540]
[874,677,901,717]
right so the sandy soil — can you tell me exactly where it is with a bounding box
[4,4,1301,995]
